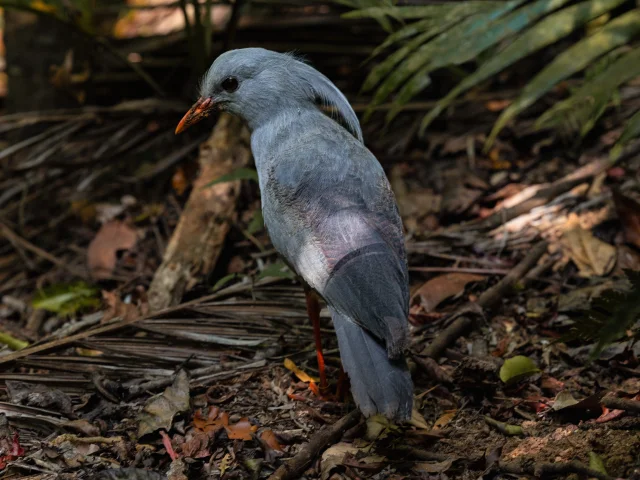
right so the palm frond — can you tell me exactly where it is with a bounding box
[418,0,629,134]
[612,109,640,158]
[342,0,640,155]
[487,9,640,146]
[0,0,95,32]
[536,46,640,137]
[364,0,527,115]
[563,271,640,360]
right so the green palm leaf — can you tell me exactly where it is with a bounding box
[536,46,640,136]
[344,3,498,21]
[612,109,640,159]
[387,0,575,122]
[418,0,629,135]
[487,9,640,146]
[367,0,526,112]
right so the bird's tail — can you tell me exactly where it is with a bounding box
[331,308,413,421]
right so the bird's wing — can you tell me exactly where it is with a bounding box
[260,124,409,355]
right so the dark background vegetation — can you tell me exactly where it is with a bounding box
[0,1,639,479]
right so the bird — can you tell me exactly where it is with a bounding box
[176,48,413,421]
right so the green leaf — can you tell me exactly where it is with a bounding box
[0,332,28,351]
[32,282,100,315]
[202,167,258,188]
[537,46,640,136]
[369,0,527,108]
[345,3,487,21]
[589,452,608,475]
[363,30,438,96]
[419,0,629,135]
[487,8,640,146]
[612,109,640,159]
[211,273,240,292]
[387,0,574,121]
[333,0,392,8]
[499,355,540,384]
[561,270,640,359]
[257,261,295,280]
[246,209,264,235]
[484,416,525,436]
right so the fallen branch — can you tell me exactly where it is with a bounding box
[148,113,251,311]
[478,156,618,230]
[421,241,548,359]
[0,284,261,365]
[0,222,87,279]
[267,409,362,480]
[535,461,615,480]
[499,460,616,480]
[602,395,640,414]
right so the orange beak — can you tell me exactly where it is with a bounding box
[175,97,215,134]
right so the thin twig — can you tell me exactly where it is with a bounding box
[0,222,87,279]
[268,409,362,480]
[421,241,548,359]
[409,266,510,275]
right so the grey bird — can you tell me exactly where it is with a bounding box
[176,48,413,421]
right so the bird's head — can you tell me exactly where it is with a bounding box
[175,48,362,141]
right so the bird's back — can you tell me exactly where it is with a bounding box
[252,109,413,420]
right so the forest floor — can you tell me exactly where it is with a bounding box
[1,8,640,480]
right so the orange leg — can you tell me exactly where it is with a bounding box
[304,289,328,392]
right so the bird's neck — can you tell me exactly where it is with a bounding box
[249,106,317,164]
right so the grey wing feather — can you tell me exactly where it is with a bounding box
[260,117,409,355]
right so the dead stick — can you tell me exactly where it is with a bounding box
[499,461,616,480]
[535,461,616,480]
[268,409,362,480]
[478,156,618,230]
[602,395,640,414]
[422,241,548,359]
[0,222,87,279]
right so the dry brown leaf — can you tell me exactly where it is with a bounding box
[193,406,224,433]
[180,432,211,458]
[414,458,454,474]
[432,410,457,430]
[320,442,359,480]
[192,407,256,440]
[412,273,485,312]
[87,220,137,279]
[390,166,441,220]
[226,417,257,440]
[172,167,189,196]
[409,408,430,430]
[560,227,617,277]
[137,370,190,438]
[259,429,283,452]
[102,291,142,323]
[485,99,511,112]
[63,419,100,437]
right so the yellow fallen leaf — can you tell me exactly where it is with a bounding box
[561,227,617,277]
[30,0,57,14]
[284,358,319,383]
[409,407,430,430]
[433,410,457,430]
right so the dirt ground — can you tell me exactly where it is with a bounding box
[1,5,640,479]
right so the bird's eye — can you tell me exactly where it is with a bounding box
[221,77,239,93]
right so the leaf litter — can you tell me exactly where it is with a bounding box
[1,11,640,479]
